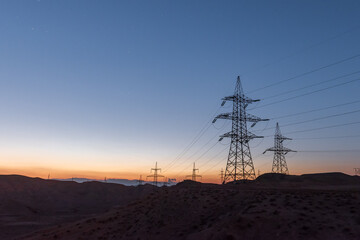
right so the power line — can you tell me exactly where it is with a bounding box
[185,122,230,160]
[262,70,360,100]
[173,140,220,179]
[250,77,360,110]
[272,99,360,120]
[294,135,360,140]
[162,106,222,172]
[276,120,360,136]
[298,150,360,153]
[165,121,230,173]
[201,153,264,176]
[198,144,229,170]
[246,53,360,94]
[242,25,360,77]
[200,156,227,175]
[257,108,360,132]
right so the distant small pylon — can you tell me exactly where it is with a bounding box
[354,168,360,176]
[219,169,224,184]
[186,162,202,182]
[138,175,144,185]
[263,123,296,174]
[147,162,164,186]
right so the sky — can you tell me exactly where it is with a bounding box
[0,0,360,183]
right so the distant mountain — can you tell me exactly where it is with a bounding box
[55,178,176,186]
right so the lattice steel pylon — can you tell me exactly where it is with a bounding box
[147,162,164,186]
[186,162,202,182]
[213,76,269,183]
[263,122,296,174]
[354,168,360,176]
[219,168,224,184]
[138,175,144,186]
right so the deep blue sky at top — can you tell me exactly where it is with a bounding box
[0,0,359,177]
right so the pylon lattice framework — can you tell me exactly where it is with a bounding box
[263,122,296,174]
[219,168,224,184]
[147,162,164,186]
[186,162,202,182]
[213,76,269,183]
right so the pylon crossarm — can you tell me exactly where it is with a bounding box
[246,113,269,123]
[151,168,162,172]
[247,131,264,140]
[276,135,292,141]
[263,147,275,154]
[221,95,259,104]
[279,147,296,153]
[213,113,232,123]
[220,131,235,138]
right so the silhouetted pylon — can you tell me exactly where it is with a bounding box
[354,168,360,176]
[213,76,269,183]
[186,162,202,182]
[138,175,144,185]
[219,168,224,184]
[147,162,164,186]
[263,123,296,174]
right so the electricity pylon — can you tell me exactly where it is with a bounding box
[219,168,224,184]
[147,162,164,186]
[263,122,296,174]
[213,76,269,183]
[138,175,144,185]
[355,168,360,176]
[186,162,202,182]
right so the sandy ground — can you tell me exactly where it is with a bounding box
[17,173,360,240]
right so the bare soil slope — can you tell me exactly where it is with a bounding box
[0,175,153,239]
[20,173,360,240]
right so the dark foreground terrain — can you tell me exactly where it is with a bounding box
[1,173,360,240]
[0,175,153,239]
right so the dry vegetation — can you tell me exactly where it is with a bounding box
[13,173,360,240]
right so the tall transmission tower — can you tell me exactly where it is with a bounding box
[213,76,269,183]
[355,168,360,176]
[219,168,224,184]
[263,122,296,174]
[186,162,202,182]
[147,162,164,186]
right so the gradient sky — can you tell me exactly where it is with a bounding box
[0,0,360,183]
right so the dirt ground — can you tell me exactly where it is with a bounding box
[16,173,360,240]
